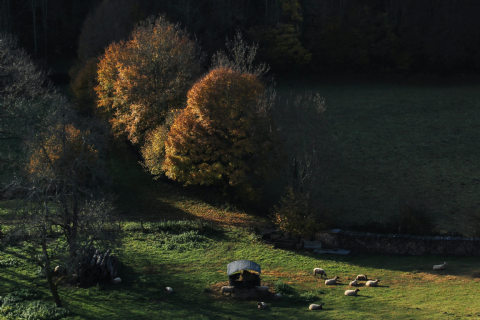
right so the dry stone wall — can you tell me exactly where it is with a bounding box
[315,230,480,256]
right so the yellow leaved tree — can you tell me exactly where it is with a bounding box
[95,15,202,145]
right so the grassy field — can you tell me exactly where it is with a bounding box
[277,74,480,235]
[1,221,480,319]
[1,142,480,319]
[2,75,480,319]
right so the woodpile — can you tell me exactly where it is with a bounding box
[76,248,121,284]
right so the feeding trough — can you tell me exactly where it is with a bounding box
[227,260,261,290]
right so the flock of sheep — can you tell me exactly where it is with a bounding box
[162,261,448,311]
[257,261,448,310]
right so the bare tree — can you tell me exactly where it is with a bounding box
[211,30,270,79]
[4,106,115,307]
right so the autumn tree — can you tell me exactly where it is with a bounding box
[95,15,203,145]
[5,108,115,307]
[162,67,274,201]
[70,0,142,114]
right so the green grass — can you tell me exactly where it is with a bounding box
[277,75,480,235]
[2,75,480,319]
[1,226,480,319]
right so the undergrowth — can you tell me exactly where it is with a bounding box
[0,288,69,320]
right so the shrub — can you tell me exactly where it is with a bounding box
[0,289,69,320]
[274,280,295,295]
[270,187,319,238]
[0,258,20,268]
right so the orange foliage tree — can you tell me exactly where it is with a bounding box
[162,67,275,200]
[28,124,99,184]
[95,15,202,145]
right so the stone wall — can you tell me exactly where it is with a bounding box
[315,230,480,256]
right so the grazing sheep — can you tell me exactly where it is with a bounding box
[365,279,380,287]
[255,286,269,293]
[349,279,358,287]
[344,289,360,296]
[324,276,340,285]
[165,287,173,294]
[433,262,448,271]
[356,274,368,281]
[313,268,327,278]
[111,277,121,284]
[309,303,325,310]
[258,302,267,310]
[273,293,282,300]
[221,286,235,296]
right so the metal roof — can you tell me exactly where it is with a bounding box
[227,260,261,276]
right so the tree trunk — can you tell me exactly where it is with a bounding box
[41,226,62,307]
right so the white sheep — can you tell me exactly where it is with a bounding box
[221,286,235,296]
[165,287,173,294]
[111,277,121,284]
[433,262,448,271]
[309,303,325,310]
[273,293,282,300]
[313,268,327,278]
[258,302,267,310]
[349,279,358,287]
[344,289,360,296]
[255,285,269,293]
[356,274,368,281]
[324,276,340,285]
[365,279,380,287]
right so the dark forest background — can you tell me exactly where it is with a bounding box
[2,0,480,77]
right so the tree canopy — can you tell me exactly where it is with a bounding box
[95,15,202,145]
[162,67,274,200]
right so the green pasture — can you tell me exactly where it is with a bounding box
[1,224,480,319]
[277,75,480,235]
[2,75,480,319]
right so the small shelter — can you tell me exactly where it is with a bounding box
[227,260,261,289]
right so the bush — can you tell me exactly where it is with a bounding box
[0,289,69,320]
[274,280,295,295]
[270,187,319,238]
[0,258,20,268]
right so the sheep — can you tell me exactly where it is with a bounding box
[111,277,121,284]
[344,289,360,296]
[165,287,173,294]
[313,268,327,278]
[258,302,267,310]
[356,274,368,281]
[324,276,340,285]
[349,279,358,287]
[273,293,282,300]
[433,262,448,271]
[255,286,269,293]
[221,286,235,296]
[309,303,325,310]
[365,279,380,287]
